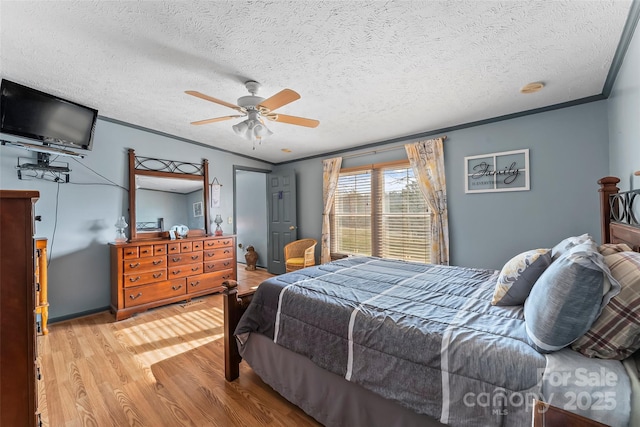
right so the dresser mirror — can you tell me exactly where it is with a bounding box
[128,149,211,241]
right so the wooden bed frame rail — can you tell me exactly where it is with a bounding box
[222,280,253,381]
[598,176,640,250]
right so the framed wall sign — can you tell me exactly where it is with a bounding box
[465,149,529,193]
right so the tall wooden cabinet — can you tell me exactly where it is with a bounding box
[0,190,42,426]
[110,235,236,320]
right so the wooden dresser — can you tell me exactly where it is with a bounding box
[110,235,236,320]
[0,190,42,426]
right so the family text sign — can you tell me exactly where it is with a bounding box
[465,149,529,193]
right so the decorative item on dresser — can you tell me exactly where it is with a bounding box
[110,234,236,321]
[0,190,43,426]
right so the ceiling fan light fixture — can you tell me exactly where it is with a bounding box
[232,110,273,144]
[254,123,273,139]
[232,121,249,136]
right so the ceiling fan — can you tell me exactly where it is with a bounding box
[185,81,319,146]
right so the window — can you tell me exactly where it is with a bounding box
[331,162,431,263]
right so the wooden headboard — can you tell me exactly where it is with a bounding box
[598,176,640,251]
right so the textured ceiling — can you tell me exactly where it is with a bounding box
[0,1,634,164]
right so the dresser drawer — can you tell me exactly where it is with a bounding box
[139,245,154,258]
[168,262,202,279]
[123,269,167,287]
[187,269,235,293]
[192,240,203,250]
[204,257,234,272]
[124,279,186,308]
[204,247,234,261]
[154,244,167,255]
[180,241,193,252]
[123,256,166,273]
[168,251,203,266]
[168,242,180,254]
[123,247,139,259]
[203,237,234,249]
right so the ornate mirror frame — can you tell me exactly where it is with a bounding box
[128,148,211,241]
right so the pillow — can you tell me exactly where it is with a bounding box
[491,249,552,306]
[572,251,640,359]
[551,233,593,260]
[598,243,632,256]
[524,240,620,353]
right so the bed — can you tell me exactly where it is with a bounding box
[223,176,640,427]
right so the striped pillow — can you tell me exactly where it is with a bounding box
[598,243,632,256]
[572,251,640,359]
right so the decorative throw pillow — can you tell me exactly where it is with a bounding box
[598,243,632,256]
[551,233,593,260]
[572,251,640,359]
[491,249,552,306]
[524,240,620,353]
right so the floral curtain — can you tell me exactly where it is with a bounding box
[321,157,343,264]
[405,138,449,265]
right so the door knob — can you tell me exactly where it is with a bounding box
[289,225,296,230]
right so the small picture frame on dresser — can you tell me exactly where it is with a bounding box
[169,230,176,240]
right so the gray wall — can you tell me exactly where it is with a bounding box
[275,101,610,270]
[0,118,271,320]
[608,23,640,191]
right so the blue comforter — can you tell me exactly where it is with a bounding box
[235,257,629,426]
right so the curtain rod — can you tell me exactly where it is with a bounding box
[339,135,447,160]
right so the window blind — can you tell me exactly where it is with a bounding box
[331,164,430,263]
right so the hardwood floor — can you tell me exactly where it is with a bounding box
[38,265,322,427]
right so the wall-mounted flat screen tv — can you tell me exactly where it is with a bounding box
[0,79,98,151]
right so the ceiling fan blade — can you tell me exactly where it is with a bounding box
[185,91,242,111]
[272,113,319,128]
[258,89,300,111]
[190,115,244,125]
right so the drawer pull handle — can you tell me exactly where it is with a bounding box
[37,367,41,380]
[153,260,163,265]
[126,251,135,255]
[153,272,163,279]
[224,250,230,254]
[222,274,231,279]
[206,252,214,257]
[223,240,230,245]
[191,255,199,260]
[129,292,143,300]
[129,276,141,282]
[207,264,214,269]
[191,266,199,271]
[172,257,181,262]
[172,284,183,291]
[170,247,178,251]
[191,281,200,287]
[129,262,140,268]
[142,250,150,254]
[223,261,230,266]
[172,270,181,275]
[207,242,214,246]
